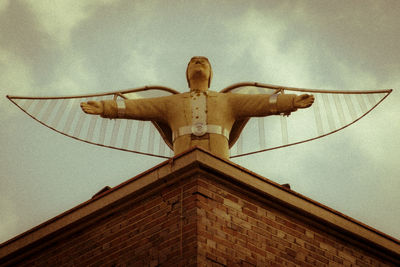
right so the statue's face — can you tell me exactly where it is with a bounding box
[187,56,211,85]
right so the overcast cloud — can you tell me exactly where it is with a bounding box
[1,0,399,243]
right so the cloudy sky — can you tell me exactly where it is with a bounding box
[1,0,399,243]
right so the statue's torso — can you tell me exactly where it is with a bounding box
[166,91,235,159]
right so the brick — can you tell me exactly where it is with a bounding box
[320,241,337,255]
[260,216,281,229]
[305,230,314,238]
[338,250,356,263]
[247,242,267,257]
[232,216,251,229]
[213,207,231,221]
[285,248,297,258]
[224,198,242,210]
[252,226,272,241]
[225,193,239,203]
[294,237,305,247]
[256,220,275,232]
[207,239,217,249]
[280,225,303,238]
[317,234,339,248]
[243,201,258,212]
[161,187,182,201]
[206,210,218,221]
[242,207,260,220]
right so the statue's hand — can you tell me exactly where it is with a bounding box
[294,94,314,109]
[80,101,103,115]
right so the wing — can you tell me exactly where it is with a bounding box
[221,82,392,158]
[7,86,179,159]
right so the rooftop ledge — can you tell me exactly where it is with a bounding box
[1,147,399,261]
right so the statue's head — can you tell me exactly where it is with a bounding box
[186,56,213,89]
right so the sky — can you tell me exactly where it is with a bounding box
[1,0,399,243]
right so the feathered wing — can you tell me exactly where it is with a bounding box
[7,86,179,159]
[221,82,392,158]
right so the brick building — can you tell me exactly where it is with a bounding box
[1,148,399,266]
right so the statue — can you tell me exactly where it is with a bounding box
[80,57,314,159]
[7,57,392,159]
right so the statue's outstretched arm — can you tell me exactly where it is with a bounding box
[230,93,313,118]
[80,97,168,122]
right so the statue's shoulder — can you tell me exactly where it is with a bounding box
[207,90,221,97]
[177,91,191,98]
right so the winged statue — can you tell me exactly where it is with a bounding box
[7,57,392,159]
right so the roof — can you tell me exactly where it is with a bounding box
[1,147,399,261]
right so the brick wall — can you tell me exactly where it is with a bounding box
[195,173,395,266]
[9,171,397,266]
[16,176,199,266]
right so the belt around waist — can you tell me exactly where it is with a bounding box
[173,124,229,141]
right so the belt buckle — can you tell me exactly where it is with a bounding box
[192,123,207,136]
